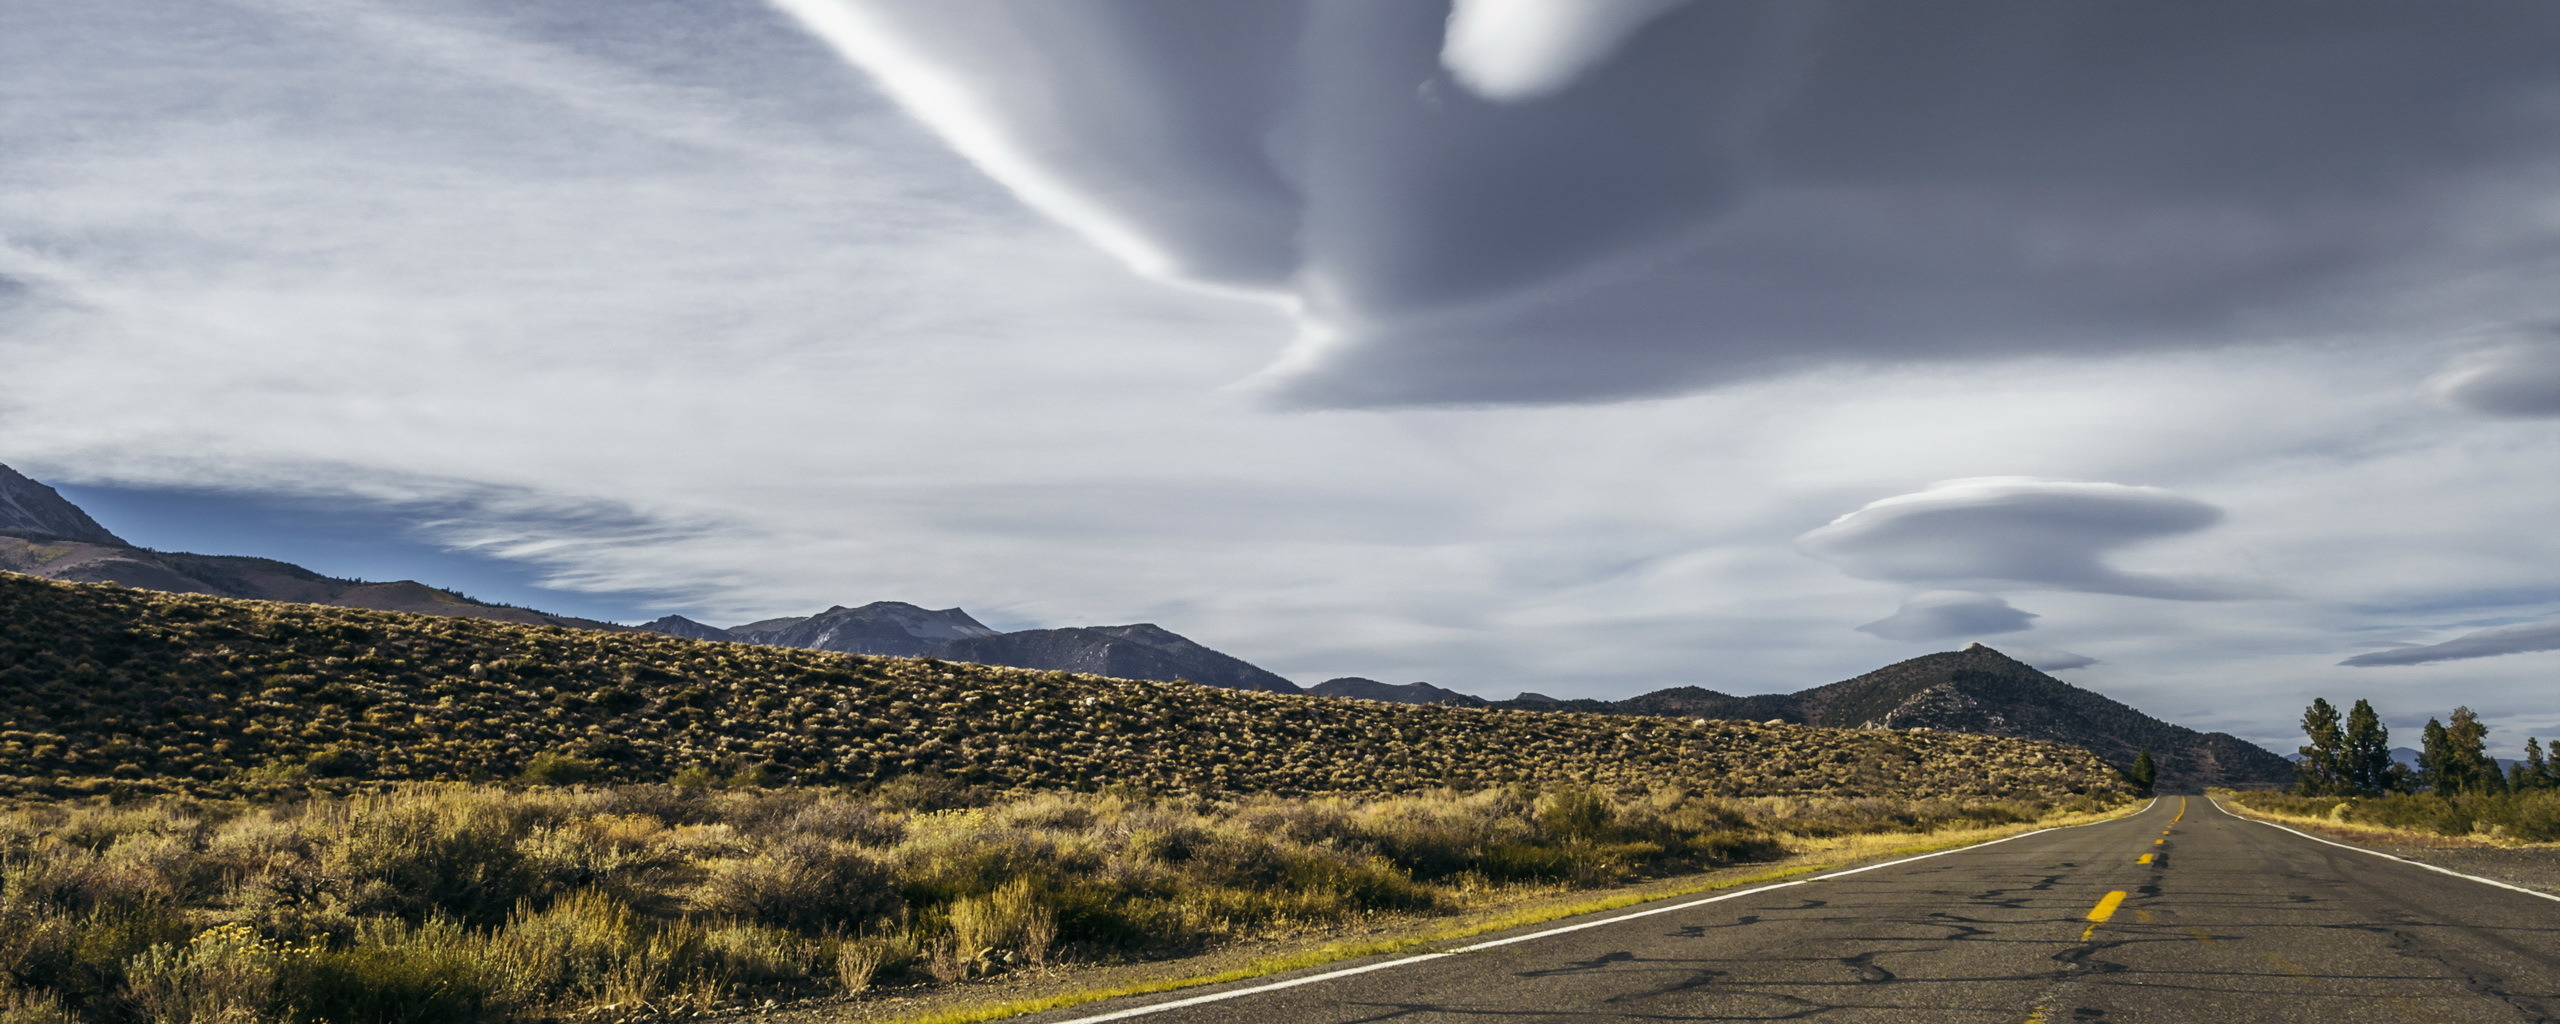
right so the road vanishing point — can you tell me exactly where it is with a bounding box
[1014,796,2560,1023]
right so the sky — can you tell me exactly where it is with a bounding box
[7,0,2560,755]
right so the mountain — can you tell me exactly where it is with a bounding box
[0,462,625,632]
[724,616,811,639]
[1305,677,1486,706]
[638,615,735,641]
[0,464,124,545]
[745,602,998,656]
[926,623,1302,693]
[1489,645,2291,790]
[639,602,1000,655]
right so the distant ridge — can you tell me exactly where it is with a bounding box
[639,615,734,641]
[0,465,124,545]
[1481,645,2290,790]
[0,462,625,632]
[928,623,1302,693]
[1306,677,1485,706]
[744,602,998,656]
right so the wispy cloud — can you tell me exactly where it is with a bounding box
[2342,619,2560,667]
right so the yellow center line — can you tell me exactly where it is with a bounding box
[2138,853,2155,864]
[2156,838,2166,845]
[2079,890,2128,940]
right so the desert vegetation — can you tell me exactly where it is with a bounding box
[0,574,2123,801]
[2229,696,2560,841]
[0,780,2116,1023]
[0,572,2138,1020]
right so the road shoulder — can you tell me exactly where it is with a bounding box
[2210,792,2560,897]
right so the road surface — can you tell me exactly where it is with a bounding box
[1014,796,2560,1023]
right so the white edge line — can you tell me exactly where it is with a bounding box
[1039,953,1455,1024]
[1038,797,2157,1024]
[2208,795,2560,903]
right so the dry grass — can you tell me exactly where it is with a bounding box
[2215,789,2560,847]
[0,783,2124,1023]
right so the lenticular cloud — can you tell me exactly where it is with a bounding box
[773,0,2560,407]
[1798,478,2232,600]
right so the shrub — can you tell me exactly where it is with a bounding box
[291,918,496,1024]
[694,839,899,933]
[318,793,530,927]
[518,753,601,787]
[122,924,298,1024]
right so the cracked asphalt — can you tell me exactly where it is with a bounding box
[1011,796,2560,1023]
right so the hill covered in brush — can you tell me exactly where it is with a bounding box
[0,573,2124,801]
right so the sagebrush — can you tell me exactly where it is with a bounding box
[0,782,2116,1022]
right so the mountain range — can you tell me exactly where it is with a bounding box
[1,462,2291,785]
[0,465,623,632]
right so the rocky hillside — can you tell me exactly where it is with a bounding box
[0,463,624,633]
[0,573,2125,802]
[1495,645,2288,789]
[926,622,1303,693]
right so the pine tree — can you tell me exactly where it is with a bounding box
[2296,698,2346,796]
[2342,699,2393,797]
[2419,718,2453,794]
[2128,749,2157,795]
[2451,706,2504,795]
[2512,736,2544,791]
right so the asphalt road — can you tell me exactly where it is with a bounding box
[1016,796,2560,1024]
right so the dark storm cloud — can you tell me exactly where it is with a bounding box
[786,0,2560,406]
[2340,619,2560,667]
[1798,478,2231,599]
[1855,590,2035,642]
[2434,330,2560,418]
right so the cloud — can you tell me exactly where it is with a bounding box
[773,1,2560,407]
[2433,331,2560,417]
[1856,590,2034,641]
[2341,619,2560,666]
[1440,0,1695,102]
[22,0,2560,755]
[1798,478,2232,599]
[2009,648,2098,672]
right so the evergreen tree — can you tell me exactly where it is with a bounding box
[2342,699,2394,796]
[2295,698,2346,796]
[2419,717,2452,794]
[2437,706,2498,793]
[2128,749,2157,795]
[2512,736,2544,791]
